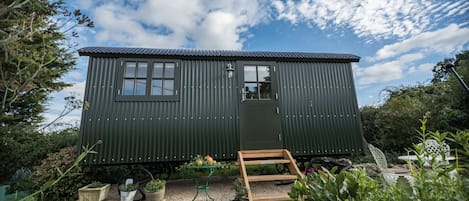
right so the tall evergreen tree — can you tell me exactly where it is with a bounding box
[0,0,92,126]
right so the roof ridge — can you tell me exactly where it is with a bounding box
[78,47,360,62]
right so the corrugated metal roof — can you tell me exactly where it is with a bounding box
[78,47,360,62]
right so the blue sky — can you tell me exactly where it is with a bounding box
[44,0,469,128]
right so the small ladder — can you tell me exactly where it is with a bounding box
[237,149,304,201]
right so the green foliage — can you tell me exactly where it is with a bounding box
[30,146,91,201]
[0,0,93,126]
[289,167,380,201]
[232,178,248,200]
[21,142,99,201]
[0,125,79,182]
[88,181,106,188]
[361,51,469,153]
[291,120,469,201]
[448,130,469,172]
[144,179,165,192]
[119,183,138,192]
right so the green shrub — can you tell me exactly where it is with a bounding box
[31,146,91,201]
[290,119,469,201]
[144,179,165,192]
[0,125,48,180]
[119,183,138,192]
[88,181,106,188]
[289,167,380,201]
[232,178,248,201]
[0,125,79,182]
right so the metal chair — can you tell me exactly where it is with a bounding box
[368,144,414,185]
[419,139,451,166]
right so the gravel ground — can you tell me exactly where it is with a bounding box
[104,176,293,201]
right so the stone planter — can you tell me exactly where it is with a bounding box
[120,190,137,201]
[78,184,110,201]
[144,188,165,201]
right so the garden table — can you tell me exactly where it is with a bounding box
[398,155,456,167]
[398,155,455,161]
[185,164,222,201]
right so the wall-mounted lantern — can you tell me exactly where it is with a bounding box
[226,63,235,78]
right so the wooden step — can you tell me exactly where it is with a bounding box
[253,195,291,201]
[244,159,291,165]
[247,174,297,182]
[241,151,284,159]
[238,149,301,201]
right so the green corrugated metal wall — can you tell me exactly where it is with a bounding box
[80,57,240,164]
[277,61,363,156]
[80,57,363,165]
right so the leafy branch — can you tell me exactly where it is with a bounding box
[19,140,102,201]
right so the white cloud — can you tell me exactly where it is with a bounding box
[86,0,268,49]
[272,0,468,40]
[369,24,469,61]
[408,63,435,74]
[66,71,84,81]
[62,81,86,97]
[356,53,425,85]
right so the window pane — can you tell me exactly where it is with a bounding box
[244,66,257,82]
[244,83,258,99]
[151,79,162,95]
[259,82,271,99]
[164,63,175,78]
[163,80,174,95]
[153,63,164,78]
[257,66,271,82]
[136,62,147,78]
[125,62,136,77]
[123,79,134,95]
[135,79,146,95]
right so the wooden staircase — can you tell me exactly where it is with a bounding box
[237,149,304,201]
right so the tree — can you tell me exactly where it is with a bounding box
[432,51,469,129]
[361,51,469,152]
[0,0,92,127]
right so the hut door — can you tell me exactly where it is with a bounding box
[238,61,282,150]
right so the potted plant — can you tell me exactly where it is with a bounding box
[78,181,110,201]
[144,179,166,201]
[119,181,138,201]
[140,167,166,201]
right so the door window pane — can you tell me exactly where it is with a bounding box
[164,63,175,78]
[259,82,271,99]
[136,62,147,78]
[153,63,164,78]
[151,79,162,95]
[163,80,174,95]
[244,83,258,99]
[244,66,257,82]
[125,62,136,77]
[135,79,146,95]
[123,79,134,95]
[257,66,271,82]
